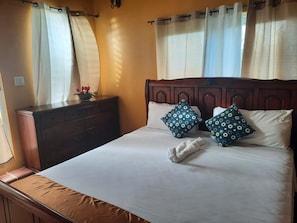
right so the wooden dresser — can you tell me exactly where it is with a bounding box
[16,96,120,171]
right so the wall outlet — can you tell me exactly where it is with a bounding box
[14,76,25,86]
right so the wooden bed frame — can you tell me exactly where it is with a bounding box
[145,78,297,148]
[1,77,297,223]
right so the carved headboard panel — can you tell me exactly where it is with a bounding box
[145,78,297,148]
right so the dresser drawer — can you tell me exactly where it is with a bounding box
[41,119,85,141]
[86,123,119,148]
[40,137,88,169]
[98,100,118,112]
[65,105,99,121]
[38,111,65,129]
[85,112,117,129]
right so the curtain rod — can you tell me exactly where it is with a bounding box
[147,4,247,24]
[68,10,99,18]
[20,0,99,18]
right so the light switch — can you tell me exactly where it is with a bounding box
[14,76,25,86]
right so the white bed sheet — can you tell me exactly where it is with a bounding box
[39,127,295,223]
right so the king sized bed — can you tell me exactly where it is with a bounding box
[0,77,297,223]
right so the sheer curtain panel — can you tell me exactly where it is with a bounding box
[69,16,100,92]
[242,0,297,79]
[32,3,76,105]
[203,3,243,77]
[154,12,206,79]
[0,73,13,164]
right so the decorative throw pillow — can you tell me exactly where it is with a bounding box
[205,104,255,146]
[213,106,293,149]
[146,101,202,133]
[161,99,202,138]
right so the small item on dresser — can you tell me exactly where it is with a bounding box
[168,137,205,163]
[74,85,96,101]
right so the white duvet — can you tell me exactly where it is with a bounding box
[39,127,295,223]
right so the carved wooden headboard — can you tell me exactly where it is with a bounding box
[145,77,297,148]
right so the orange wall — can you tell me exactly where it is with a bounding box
[0,0,245,174]
[94,0,247,134]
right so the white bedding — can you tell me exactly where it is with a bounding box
[39,127,295,223]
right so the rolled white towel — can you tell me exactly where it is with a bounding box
[168,137,205,163]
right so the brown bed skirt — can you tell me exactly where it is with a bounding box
[10,174,149,223]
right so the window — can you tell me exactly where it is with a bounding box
[31,2,100,106]
[32,3,76,105]
[154,3,246,79]
[0,73,13,164]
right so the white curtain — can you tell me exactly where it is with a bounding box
[242,0,297,79]
[32,3,77,105]
[0,73,13,164]
[154,2,244,79]
[154,12,206,79]
[70,16,100,93]
[203,3,243,77]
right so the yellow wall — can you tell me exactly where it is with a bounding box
[0,0,245,174]
[94,0,247,134]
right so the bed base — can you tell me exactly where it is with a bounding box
[0,180,72,223]
[1,77,297,223]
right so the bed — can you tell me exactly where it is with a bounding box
[0,77,297,223]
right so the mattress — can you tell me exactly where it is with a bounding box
[39,127,295,223]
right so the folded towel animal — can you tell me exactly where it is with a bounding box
[168,137,205,163]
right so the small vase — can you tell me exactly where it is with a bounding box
[78,94,92,102]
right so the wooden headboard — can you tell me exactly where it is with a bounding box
[145,77,297,148]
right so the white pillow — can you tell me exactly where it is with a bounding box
[213,107,293,149]
[147,101,201,133]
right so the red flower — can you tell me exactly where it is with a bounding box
[74,85,95,100]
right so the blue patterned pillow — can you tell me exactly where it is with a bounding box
[205,104,255,146]
[161,99,202,138]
